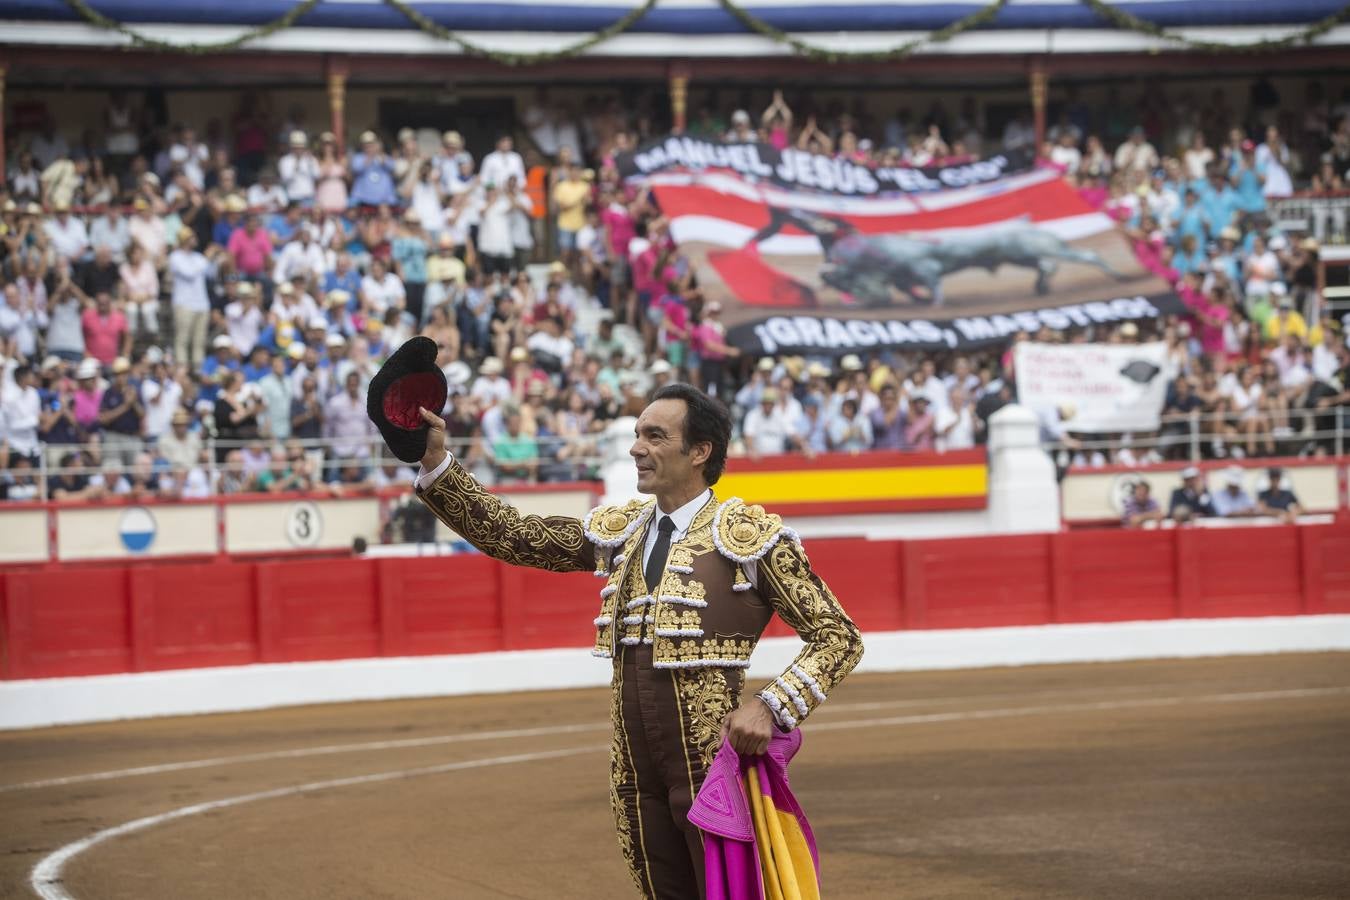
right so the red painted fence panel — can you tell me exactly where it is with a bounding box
[1053,529,1178,623]
[3,521,1348,681]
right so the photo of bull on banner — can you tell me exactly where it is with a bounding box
[620,135,1186,355]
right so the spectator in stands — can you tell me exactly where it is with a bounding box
[278,131,319,206]
[322,370,373,481]
[98,356,143,466]
[139,350,179,445]
[168,228,216,367]
[1167,466,1217,521]
[214,370,261,461]
[1211,466,1258,518]
[493,408,538,484]
[904,395,936,450]
[870,383,906,450]
[935,388,976,451]
[2,364,42,464]
[480,134,526,190]
[350,132,398,208]
[742,387,792,457]
[1257,466,1302,522]
[1121,479,1164,528]
[81,289,129,366]
[158,408,201,472]
[826,396,872,452]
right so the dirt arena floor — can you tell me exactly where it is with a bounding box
[3,652,1349,900]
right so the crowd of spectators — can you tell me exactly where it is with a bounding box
[1,78,1349,504]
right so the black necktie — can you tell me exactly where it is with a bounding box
[645,515,676,594]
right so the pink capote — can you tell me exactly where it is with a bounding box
[688,729,820,900]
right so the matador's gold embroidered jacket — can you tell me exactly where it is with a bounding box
[416,456,863,729]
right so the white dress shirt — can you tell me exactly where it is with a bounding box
[642,489,712,572]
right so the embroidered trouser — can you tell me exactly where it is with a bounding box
[610,643,744,900]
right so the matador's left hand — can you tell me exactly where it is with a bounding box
[721,698,776,756]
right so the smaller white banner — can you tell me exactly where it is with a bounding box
[1014,341,1170,432]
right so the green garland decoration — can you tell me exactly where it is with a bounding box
[384,0,658,66]
[62,0,322,54]
[1079,0,1350,54]
[716,0,1008,63]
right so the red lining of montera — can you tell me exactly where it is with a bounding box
[383,371,442,430]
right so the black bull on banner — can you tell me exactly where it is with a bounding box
[625,153,1182,355]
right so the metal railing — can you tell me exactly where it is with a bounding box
[1268,193,1350,243]
[10,434,609,502]
[1043,406,1347,467]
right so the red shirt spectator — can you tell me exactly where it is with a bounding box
[81,305,128,364]
[227,222,273,277]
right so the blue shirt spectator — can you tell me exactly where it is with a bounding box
[349,140,398,207]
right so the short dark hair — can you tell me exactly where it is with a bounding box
[651,383,731,486]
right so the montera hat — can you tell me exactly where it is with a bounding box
[367,335,447,464]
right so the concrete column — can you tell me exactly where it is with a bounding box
[0,63,7,187]
[986,404,1060,534]
[1029,60,1048,156]
[325,56,349,155]
[669,64,690,135]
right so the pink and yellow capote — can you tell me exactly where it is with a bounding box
[689,730,820,900]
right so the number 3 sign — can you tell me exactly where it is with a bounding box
[285,501,324,547]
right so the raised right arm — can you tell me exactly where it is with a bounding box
[415,410,594,573]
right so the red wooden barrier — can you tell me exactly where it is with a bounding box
[4,522,1349,680]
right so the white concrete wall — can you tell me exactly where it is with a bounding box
[4,615,1347,730]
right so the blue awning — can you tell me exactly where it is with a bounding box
[1,0,1345,55]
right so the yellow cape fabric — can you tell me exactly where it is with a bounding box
[746,765,820,900]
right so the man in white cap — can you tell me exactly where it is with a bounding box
[1211,466,1257,518]
[648,357,675,391]
[1167,465,1216,521]
[224,281,264,356]
[742,386,793,457]
[470,356,511,409]
[725,109,755,142]
[278,131,319,206]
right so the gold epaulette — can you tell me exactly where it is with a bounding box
[712,497,800,564]
[583,498,654,548]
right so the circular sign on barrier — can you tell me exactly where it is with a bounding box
[285,501,323,548]
[118,506,157,553]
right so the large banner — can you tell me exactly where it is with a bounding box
[1013,341,1170,432]
[618,135,1034,196]
[649,168,1184,355]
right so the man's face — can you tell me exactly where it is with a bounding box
[631,398,704,497]
[346,373,361,397]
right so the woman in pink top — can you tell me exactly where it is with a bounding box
[761,90,793,150]
[119,243,160,336]
[72,365,105,433]
[315,133,349,214]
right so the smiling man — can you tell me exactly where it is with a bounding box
[412,382,862,900]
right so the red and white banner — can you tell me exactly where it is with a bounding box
[650,169,1182,354]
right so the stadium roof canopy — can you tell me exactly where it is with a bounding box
[2,0,1348,58]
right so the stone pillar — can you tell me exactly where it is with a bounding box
[986,404,1060,534]
[326,56,349,155]
[1029,60,1048,156]
[0,63,7,187]
[669,64,690,135]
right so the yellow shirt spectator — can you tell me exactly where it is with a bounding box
[1264,306,1321,346]
[552,177,590,234]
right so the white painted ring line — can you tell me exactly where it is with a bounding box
[27,685,1350,900]
[0,680,1265,794]
[28,744,609,900]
